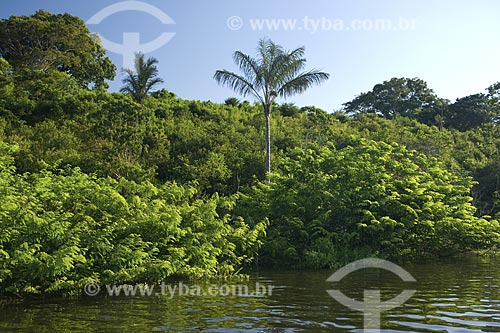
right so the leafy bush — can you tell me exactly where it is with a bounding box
[0,143,266,295]
[238,139,500,268]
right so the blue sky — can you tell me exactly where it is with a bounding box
[1,0,500,111]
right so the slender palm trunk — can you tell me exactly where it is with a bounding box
[264,105,271,184]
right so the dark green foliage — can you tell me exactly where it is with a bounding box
[0,143,266,295]
[1,67,500,279]
[0,11,115,88]
[238,140,500,268]
[343,77,500,131]
[343,77,447,125]
[1,11,500,295]
[224,97,240,107]
[446,94,497,131]
[7,69,82,122]
[279,103,301,117]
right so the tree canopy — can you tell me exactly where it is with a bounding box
[0,10,115,88]
[343,77,447,125]
[446,93,499,131]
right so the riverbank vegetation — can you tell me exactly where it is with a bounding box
[1,11,500,296]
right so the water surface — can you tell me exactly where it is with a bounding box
[2,255,500,332]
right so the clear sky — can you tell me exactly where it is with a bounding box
[1,0,500,111]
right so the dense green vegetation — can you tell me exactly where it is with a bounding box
[1,11,500,296]
[214,38,329,179]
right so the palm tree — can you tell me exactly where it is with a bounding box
[214,38,329,182]
[120,52,164,103]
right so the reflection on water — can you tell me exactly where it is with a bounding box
[2,255,500,332]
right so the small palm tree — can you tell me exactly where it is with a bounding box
[120,52,163,103]
[214,38,329,181]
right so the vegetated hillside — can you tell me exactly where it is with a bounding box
[1,11,500,296]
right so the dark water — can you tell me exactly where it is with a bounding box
[2,255,500,332]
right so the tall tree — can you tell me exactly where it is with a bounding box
[120,52,164,104]
[487,82,500,124]
[446,93,496,131]
[214,38,329,181]
[343,77,447,126]
[0,10,115,88]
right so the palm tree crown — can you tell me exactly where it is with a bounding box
[214,38,330,180]
[120,52,164,103]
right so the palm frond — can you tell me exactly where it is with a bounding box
[257,38,283,75]
[277,70,330,98]
[232,51,263,91]
[214,69,263,103]
[145,77,164,90]
[269,47,306,89]
[120,52,163,103]
[280,48,307,77]
[120,68,138,92]
[215,38,329,106]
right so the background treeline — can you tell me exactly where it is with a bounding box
[1,11,500,296]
